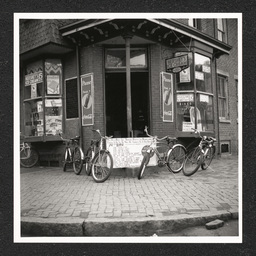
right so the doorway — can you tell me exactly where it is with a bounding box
[105,72,149,137]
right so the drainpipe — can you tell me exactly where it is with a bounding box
[76,45,83,148]
[213,53,221,157]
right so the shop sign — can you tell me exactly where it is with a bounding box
[165,54,188,73]
[25,71,43,86]
[177,93,194,102]
[106,137,157,168]
[81,73,94,126]
[161,72,173,122]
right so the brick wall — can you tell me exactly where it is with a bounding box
[217,19,238,155]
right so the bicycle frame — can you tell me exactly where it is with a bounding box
[20,142,31,159]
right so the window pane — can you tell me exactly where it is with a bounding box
[106,49,147,68]
[45,99,63,136]
[24,100,44,137]
[66,79,78,119]
[45,59,62,95]
[176,93,195,131]
[217,19,223,31]
[196,94,214,131]
[195,53,212,93]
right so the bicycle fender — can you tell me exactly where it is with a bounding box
[167,144,186,159]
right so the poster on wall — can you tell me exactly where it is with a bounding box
[81,73,94,126]
[161,72,173,122]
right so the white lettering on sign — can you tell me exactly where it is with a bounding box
[177,94,194,102]
[107,137,157,168]
[164,110,172,116]
[200,94,209,103]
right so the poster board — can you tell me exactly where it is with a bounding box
[161,72,173,122]
[81,73,94,126]
[106,137,157,168]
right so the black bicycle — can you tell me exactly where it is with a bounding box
[86,129,114,183]
[59,133,84,174]
[183,128,216,176]
[138,126,186,180]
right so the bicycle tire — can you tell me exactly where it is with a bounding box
[91,150,113,183]
[20,148,39,168]
[166,144,186,173]
[62,148,69,172]
[201,146,215,170]
[84,147,93,176]
[73,146,84,175]
[138,153,150,180]
[182,147,202,176]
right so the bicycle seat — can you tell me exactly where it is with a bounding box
[71,136,80,141]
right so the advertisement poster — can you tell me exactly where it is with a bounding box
[47,75,60,94]
[81,73,94,126]
[161,72,173,122]
[106,137,157,168]
[25,71,43,86]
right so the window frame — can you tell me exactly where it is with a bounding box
[217,74,230,121]
[216,19,227,43]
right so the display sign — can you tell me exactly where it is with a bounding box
[25,71,43,86]
[166,54,188,73]
[81,73,94,126]
[47,75,60,94]
[106,137,157,168]
[161,72,173,122]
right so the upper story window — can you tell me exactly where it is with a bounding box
[105,48,147,69]
[188,19,201,30]
[216,19,227,43]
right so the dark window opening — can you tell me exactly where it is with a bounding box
[65,78,78,119]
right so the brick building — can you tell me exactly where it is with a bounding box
[19,18,239,166]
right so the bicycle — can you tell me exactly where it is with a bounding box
[89,129,114,183]
[138,126,186,180]
[20,138,39,168]
[182,128,216,176]
[84,129,102,176]
[59,133,84,175]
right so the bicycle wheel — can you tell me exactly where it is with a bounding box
[20,148,39,168]
[138,153,150,180]
[201,146,215,170]
[84,147,93,176]
[167,144,186,173]
[91,150,113,183]
[182,147,202,176]
[62,149,69,172]
[73,146,84,175]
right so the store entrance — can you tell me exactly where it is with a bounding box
[105,72,149,137]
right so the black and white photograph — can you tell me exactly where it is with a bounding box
[14,13,242,243]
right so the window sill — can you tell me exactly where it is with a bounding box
[219,119,231,123]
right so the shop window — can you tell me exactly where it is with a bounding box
[65,78,78,119]
[23,59,63,138]
[105,48,147,69]
[218,75,230,121]
[216,19,227,43]
[176,52,213,133]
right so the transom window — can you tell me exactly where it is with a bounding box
[105,48,147,69]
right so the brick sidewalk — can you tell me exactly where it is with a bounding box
[20,155,239,236]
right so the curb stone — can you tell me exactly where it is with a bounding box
[21,210,238,237]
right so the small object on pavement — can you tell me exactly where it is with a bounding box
[205,219,224,230]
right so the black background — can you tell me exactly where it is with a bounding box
[1,1,255,255]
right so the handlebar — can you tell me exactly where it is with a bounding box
[92,129,113,140]
[191,128,216,143]
[59,133,80,143]
[144,126,176,142]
